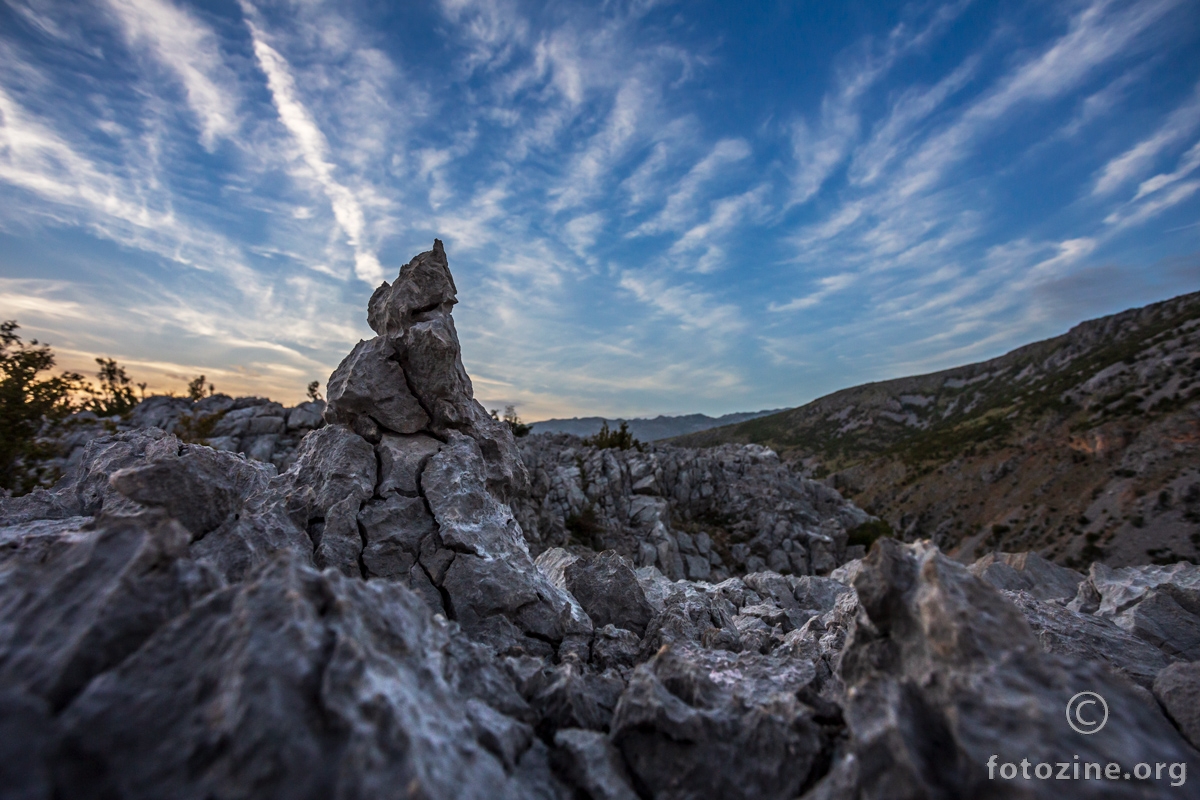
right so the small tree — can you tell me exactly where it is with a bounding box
[306,380,323,402]
[0,321,85,491]
[583,420,642,451]
[82,357,138,416]
[502,404,532,437]
[187,375,207,402]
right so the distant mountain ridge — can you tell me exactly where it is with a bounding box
[674,290,1200,569]
[529,410,786,442]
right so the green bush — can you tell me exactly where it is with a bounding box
[565,506,604,550]
[490,404,531,437]
[0,321,86,491]
[583,420,643,451]
[176,409,226,445]
[82,357,138,416]
[847,518,893,549]
[0,321,149,493]
[186,375,213,402]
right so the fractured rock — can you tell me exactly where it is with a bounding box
[424,433,575,646]
[376,432,441,497]
[822,538,1199,799]
[1113,585,1200,662]
[1153,661,1200,751]
[367,238,458,337]
[324,336,429,435]
[56,559,520,799]
[1004,590,1176,689]
[591,625,641,670]
[519,659,625,734]
[358,494,437,580]
[108,444,273,539]
[1070,560,1200,617]
[969,550,1084,601]
[563,550,654,636]
[552,728,639,800]
[515,433,870,578]
[610,644,822,800]
[0,512,221,712]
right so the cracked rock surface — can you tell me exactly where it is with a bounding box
[515,433,872,580]
[2,241,1199,799]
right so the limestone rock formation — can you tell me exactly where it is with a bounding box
[24,394,327,483]
[1154,661,1200,751]
[2,240,1198,800]
[515,433,872,580]
[818,539,1199,799]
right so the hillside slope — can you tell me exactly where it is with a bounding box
[675,291,1200,568]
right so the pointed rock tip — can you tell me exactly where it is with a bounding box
[365,239,457,335]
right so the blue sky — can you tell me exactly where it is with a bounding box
[1,0,1198,419]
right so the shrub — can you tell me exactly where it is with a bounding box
[186,375,216,402]
[565,506,604,549]
[848,518,893,549]
[82,357,138,416]
[583,420,642,451]
[176,410,226,445]
[490,404,531,437]
[0,321,85,491]
[306,380,323,402]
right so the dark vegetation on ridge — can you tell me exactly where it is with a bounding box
[0,322,146,491]
[0,320,329,495]
[530,408,785,441]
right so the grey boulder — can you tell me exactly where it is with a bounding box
[1153,661,1200,751]
[563,550,654,637]
[323,335,429,435]
[820,538,1199,799]
[1005,589,1177,689]
[970,550,1084,601]
[610,644,822,800]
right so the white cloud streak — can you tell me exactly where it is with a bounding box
[1093,81,1200,196]
[104,0,239,149]
[243,17,382,284]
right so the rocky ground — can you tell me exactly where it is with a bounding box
[22,392,326,485]
[514,433,871,580]
[2,242,1199,799]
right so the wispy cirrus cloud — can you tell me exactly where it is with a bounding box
[0,0,1197,417]
[104,0,240,149]
[1092,82,1200,197]
[243,18,383,284]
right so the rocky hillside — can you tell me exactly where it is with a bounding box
[514,434,870,580]
[28,394,870,588]
[2,242,1199,799]
[27,394,326,484]
[676,291,1200,569]
[529,410,784,441]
